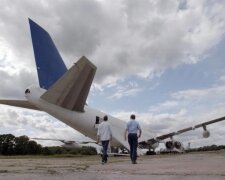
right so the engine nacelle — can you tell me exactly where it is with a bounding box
[203,130,210,138]
[165,141,182,150]
[165,141,174,149]
[174,141,182,149]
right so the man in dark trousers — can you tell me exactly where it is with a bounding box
[97,115,112,164]
[124,114,142,164]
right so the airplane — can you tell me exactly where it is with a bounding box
[1,18,225,155]
[31,137,102,153]
[31,137,97,148]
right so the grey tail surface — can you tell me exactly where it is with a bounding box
[41,56,97,112]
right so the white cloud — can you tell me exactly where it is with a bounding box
[109,81,142,100]
[0,0,224,89]
[149,100,179,112]
[112,103,225,148]
[1,0,225,148]
[219,74,225,82]
[172,85,225,100]
[109,88,142,100]
[110,81,225,147]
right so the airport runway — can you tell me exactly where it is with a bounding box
[0,151,225,180]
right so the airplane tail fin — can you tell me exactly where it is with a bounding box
[29,18,67,90]
[41,56,97,112]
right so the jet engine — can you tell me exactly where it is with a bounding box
[174,141,182,149]
[165,141,174,149]
[165,141,182,150]
[203,130,210,138]
[202,125,210,138]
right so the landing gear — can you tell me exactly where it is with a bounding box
[146,150,156,155]
[146,148,156,155]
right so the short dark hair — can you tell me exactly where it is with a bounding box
[103,115,108,121]
[130,114,135,120]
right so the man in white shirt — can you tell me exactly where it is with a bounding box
[124,114,142,164]
[97,115,112,164]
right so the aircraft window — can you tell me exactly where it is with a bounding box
[25,89,30,94]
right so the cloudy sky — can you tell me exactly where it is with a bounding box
[1,0,225,149]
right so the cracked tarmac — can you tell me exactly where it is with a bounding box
[0,151,225,180]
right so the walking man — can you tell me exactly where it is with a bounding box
[97,115,112,164]
[124,114,142,164]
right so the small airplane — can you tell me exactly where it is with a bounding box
[31,137,126,155]
[31,137,101,153]
[1,19,225,155]
[31,137,97,148]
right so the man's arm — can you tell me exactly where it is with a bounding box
[138,123,142,138]
[138,128,142,138]
[109,124,113,141]
[124,129,128,141]
[96,135,100,144]
[96,125,100,144]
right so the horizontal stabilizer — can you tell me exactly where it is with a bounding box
[41,56,97,112]
[0,100,40,111]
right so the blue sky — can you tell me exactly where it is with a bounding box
[0,0,225,149]
[90,37,225,114]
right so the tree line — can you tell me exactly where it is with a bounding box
[187,144,225,152]
[0,134,97,155]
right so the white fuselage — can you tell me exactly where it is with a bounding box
[25,86,153,150]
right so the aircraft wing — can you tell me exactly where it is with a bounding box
[0,100,40,111]
[140,115,225,145]
[31,138,96,144]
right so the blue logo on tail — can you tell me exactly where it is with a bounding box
[29,18,67,89]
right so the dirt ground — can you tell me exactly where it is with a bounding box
[1,151,225,180]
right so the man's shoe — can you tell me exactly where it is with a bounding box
[102,161,105,165]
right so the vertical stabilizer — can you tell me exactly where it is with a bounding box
[29,18,67,89]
